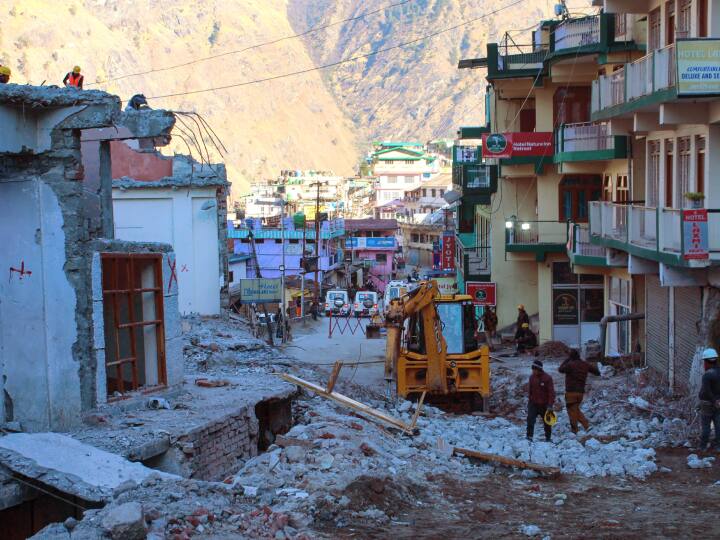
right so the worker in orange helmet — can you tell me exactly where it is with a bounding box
[63,66,84,89]
[0,66,11,84]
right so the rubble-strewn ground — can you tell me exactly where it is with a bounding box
[32,315,720,539]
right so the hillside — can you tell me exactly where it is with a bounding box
[0,0,571,199]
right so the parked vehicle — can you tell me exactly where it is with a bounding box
[383,281,409,314]
[324,290,350,316]
[353,291,379,318]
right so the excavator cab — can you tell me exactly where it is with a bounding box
[386,282,490,411]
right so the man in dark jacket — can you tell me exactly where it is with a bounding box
[515,304,530,339]
[558,349,600,433]
[699,348,720,449]
[515,323,537,353]
[527,360,556,442]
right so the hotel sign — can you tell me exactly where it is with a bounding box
[682,209,709,260]
[238,278,282,305]
[482,132,553,159]
[676,39,720,96]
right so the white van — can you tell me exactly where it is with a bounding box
[324,290,350,316]
[353,291,379,318]
[383,281,409,313]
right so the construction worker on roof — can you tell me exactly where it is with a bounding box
[0,66,11,84]
[63,66,84,89]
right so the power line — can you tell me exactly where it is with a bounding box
[87,0,414,87]
[143,0,526,101]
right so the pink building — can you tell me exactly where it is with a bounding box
[344,219,398,292]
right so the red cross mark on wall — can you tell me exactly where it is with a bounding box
[181,264,189,273]
[9,261,32,282]
[167,258,178,293]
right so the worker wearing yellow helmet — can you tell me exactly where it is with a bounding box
[515,303,530,340]
[63,66,84,89]
[0,65,11,84]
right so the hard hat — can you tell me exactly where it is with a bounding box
[518,304,525,310]
[0,66,11,76]
[702,348,719,362]
[522,323,529,329]
[544,410,557,426]
[73,65,81,73]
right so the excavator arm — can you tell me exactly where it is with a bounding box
[384,281,448,393]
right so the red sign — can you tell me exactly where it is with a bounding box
[466,282,497,306]
[481,132,554,159]
[683,209,709,260]
[441,232,456,270]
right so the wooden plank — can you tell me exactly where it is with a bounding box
[279,373,413,432]
[405,391,426,434]
[453,446,561,476]
[325,361,343,394]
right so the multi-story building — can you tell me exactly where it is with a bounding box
[457,5,645,347]
[344,219,399,291]
[405,173,453,218]
[459,0,720,392]
[371,141,438,205]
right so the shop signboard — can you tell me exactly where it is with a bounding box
[683,209,709,260]
[466,282,496,306]
[441,232,456,270]
[676,39,720,96]
[238,278,282,305]
[553,289,579,325]
[482,132,554,159]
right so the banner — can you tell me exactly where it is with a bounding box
[441,232,456,270]
[676,39,720,96]
[238,278,282,304]
[482,132,554,159]
[466,282,496,306]
[345,237,396,249]
[683,209,709,260]
[435,276,458,296]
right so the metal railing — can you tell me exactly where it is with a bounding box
[659,208,682,253]
[557,122,614,152]
[571,222,605,257]
[498,44,547,71]
[629,205,657,248]
[505,220,568,246]
[554,15,601,51]
[627,53,653,101]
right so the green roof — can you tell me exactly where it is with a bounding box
[374,141,424,147]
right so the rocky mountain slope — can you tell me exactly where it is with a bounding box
[0,0,573,199]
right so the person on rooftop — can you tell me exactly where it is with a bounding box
[63,66,84,89]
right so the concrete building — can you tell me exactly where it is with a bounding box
[344,219,399,291]
[371,142,437,205]
[0,85,183,433]
[399,220,444,270]
[404,173,453,220]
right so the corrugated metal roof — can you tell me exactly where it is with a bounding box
[344,218,398,232]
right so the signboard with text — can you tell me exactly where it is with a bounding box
[345,237,396,250]
[238,278,282,305]
[676,39,720,96]
[683,209,709,260]
[466,282,496,306]
[482,132,554,159]
[441,232,456,270]
[553,289,579,325]
[454,145,480,164]
[435,276,458,296]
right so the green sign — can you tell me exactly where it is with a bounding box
[485,133,507,154]
[239,278,282,305]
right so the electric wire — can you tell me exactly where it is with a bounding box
[141,0,526,101]
[87,0,415,87]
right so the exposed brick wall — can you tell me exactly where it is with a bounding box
[674,286,702,392]
[176,406,259,481]
[646,275,669,380]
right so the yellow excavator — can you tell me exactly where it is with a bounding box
[384,280,491,411]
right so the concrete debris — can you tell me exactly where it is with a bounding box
[146,397,171,410]
[102,502,146,540]
[520,524,542,536]
[628,396,651,410]
[687,454,715,469]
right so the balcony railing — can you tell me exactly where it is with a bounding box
[505,220,568,252]
[592,44,677,115]
[590,202,720,263]
[570,222,606,259]
[496,44,547,71]
[554,15,601,52]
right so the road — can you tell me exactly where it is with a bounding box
[286,315,387,389]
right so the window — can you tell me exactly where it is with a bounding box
[440,190,444,197]
[649,8,661,50]
[375,253,387,263]
[648,140,661,207]
[665,139,674,207]
[386,160,394,165]
[696,136,706,194]
[616,175,629,204]
[678,0,692,38]
[275,239,282,244]
[405,176,414,183]
[411,233,419,242]
[101,254,167,397]
[666,1,675,45]
[603,175,613,201]
[387,176,397,184]
[520,107,536,132]
[699,0,708,37]
[678,137,691,207]
[404,160,414,164]
[553,87,591,126]
[289,239,299,244]
[431,189,436,198]
[422,189,427,197]
[558,175,602,222]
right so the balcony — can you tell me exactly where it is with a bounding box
[554,122,628,163]
[589,201,720,266]
[504,220,568,261]
[484,43,547,79]
[553,15,601,53]
[451,162,497,202]
[592,43,677,120]
[458,232,491,279]
[568,222,607,267]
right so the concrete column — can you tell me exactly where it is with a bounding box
[99,141,114,239]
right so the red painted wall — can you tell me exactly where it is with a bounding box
[110,141,172,181]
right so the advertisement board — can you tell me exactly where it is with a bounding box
[676,39,720,96]
[466,282,497,306]
[682,209,709,260]
[454,145,480,164]
[345,237,396,250]
[435,276,458,296]
[441,231,456,270]
[553,289,579,325]
[481,132,554,159]
[238,278,282,305]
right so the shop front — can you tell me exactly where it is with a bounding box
[551,262,603,348]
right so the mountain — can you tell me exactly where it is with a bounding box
[0,0,561,200]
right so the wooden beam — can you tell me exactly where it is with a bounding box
[279,373,414,432]
[325,361,343,394]
[453,446,561,476]
[405,391,426,434]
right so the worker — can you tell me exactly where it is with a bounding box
[515,323,537,353]
[125,93,151,111]
[310,300,319,321]
[698,348,720,449]
[515,304,530,339]
[63,66,84,89]
[558,349,600,434]
[482,307,498,350]
[0,66,10,84]
[295,297,302,318]
[527,359,556,443]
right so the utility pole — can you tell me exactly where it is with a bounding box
[313,181,321,305]
[279,198,286,342]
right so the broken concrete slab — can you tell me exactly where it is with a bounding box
[102,501,146,540]
[0,433,178,502]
